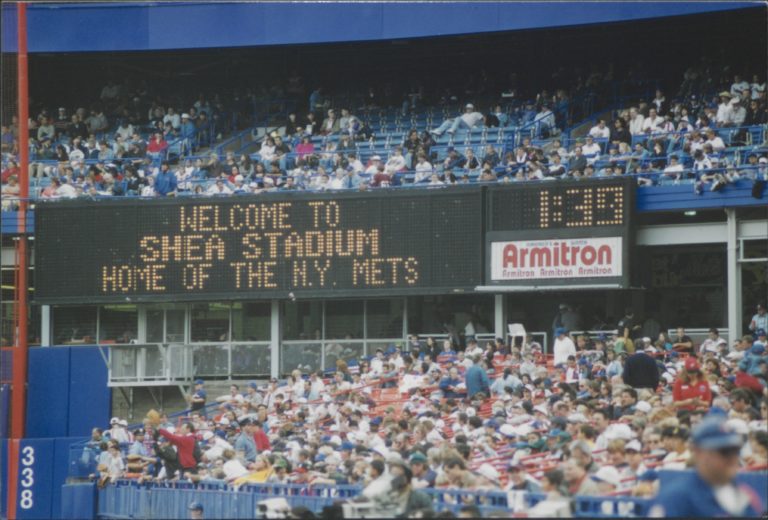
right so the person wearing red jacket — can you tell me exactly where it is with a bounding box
[672,357,712,411]
[158,423,198,473]
[252,420,271,452]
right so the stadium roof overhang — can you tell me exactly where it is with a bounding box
[1,1,761,53]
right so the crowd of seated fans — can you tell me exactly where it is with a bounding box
[79,303,768,517]
[2,70,765,208]
[0,78,259,209]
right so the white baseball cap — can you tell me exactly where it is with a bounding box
[591,465,621,488]
[476,463,499,482]
[635,401,652,414]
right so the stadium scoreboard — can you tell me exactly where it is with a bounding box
[34,188,483,303]
[485,178,634,287]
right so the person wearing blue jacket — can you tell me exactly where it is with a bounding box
[649,414,765,517]
[465,355,490,399]
[154,161,178,196]
[439,367,464,399]
[739,343,766,378]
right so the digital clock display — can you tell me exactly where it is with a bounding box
[488,178,631,231]
[34,188,483,303]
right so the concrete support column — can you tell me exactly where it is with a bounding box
[726,209,741,341]
[270,300,280,378]
[494,294,505,339]
[41,304,50,346]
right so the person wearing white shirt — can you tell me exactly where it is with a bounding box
[430,103,485,136]
[628,107,645,136]
[365,156,382,175]
[329,168,348,190]
[206,179,233,195]
[716,92,733,126]
[347,154,364,174]
[56,180,78,198]
[140,176,156,197]
[581,136,601,164]
[642,108,664,134]
[414,154,433,183]
[691,149,712,173]
[309,373,326,397]
[730,75,750,98]
[552,328,576,366]
[704,129,725,152]
[428,173,444,186]
[385,147,407,173]
[663,155,685,180]
[259,138,277,164]
[533,105,556,136]
[163,108,181,130]
[222,449,250,481]
[750,75,766,100]
[728,98,746,127]
[588,120,610,139]
[370,350,385,375]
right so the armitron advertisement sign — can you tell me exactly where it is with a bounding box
[490,237,623,281]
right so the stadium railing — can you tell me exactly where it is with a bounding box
[92,479,657,518]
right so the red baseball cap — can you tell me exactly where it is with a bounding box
[684,357,700,372]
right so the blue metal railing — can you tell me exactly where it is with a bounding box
[94,479,656,518]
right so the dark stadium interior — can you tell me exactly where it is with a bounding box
[25,7,766,113]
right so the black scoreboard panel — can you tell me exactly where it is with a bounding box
[34,188,483,303]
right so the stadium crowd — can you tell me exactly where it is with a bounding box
[81,305,768,517]
[2,69,766,209]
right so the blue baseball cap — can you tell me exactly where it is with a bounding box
[756,329,766,337]
[340,441,355,451]
[637,470,658,482]
[248,381,258,389]
[188,501,203,512]
[751,343,766,354]
[692,416,743,450]
[555,327,567,336]
[194,379,204,385]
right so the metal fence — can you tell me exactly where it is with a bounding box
[94,479,655,519]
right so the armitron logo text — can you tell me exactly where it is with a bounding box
[502,242,612,268]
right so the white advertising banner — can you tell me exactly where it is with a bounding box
[490,237,623,281]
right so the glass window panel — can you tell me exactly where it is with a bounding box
[324,341,364,370]
[53,305,97,345]
[325,300,363,339]
[366,340,404,358]
[146,309,164,343]
[282,301,322,341]
[191,303,230,343]
[281,342,322,374]
[192,344,229,376]
[144,345,165,378]
[98,305,137,344]
[407,295,493,346]
[231,302,270,342]
[744,239,768,260]
[366,299,404,339]
[232,344,271,376]
[166,309,186,343]
[109,345,138,379]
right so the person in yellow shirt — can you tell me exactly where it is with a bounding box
[233,455,274,486]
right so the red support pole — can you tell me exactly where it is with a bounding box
[12,0,29,439]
